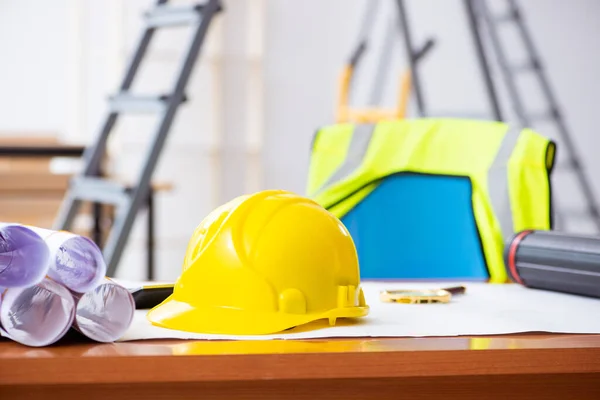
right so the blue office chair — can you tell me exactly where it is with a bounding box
[341,173,489,280]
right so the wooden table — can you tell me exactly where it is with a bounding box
[1,334,599,399]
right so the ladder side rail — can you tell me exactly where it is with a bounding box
[508,0,600,228]
[477,0,529,126]
[463,0,504,121]
[369,17,396,106]
[395,0,427,116]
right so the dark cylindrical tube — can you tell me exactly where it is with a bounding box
[505,230,600,298]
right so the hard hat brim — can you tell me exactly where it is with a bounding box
[147,296,369,336]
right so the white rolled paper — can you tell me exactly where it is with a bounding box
[0,278,76,347]
[28,227,106,293]
[72,278,135,343]
[0,223,50,288]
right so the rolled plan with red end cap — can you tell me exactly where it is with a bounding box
[0,223,50,288]
[72,278,135,343]
[0,277,76,347]
[505,230,600,299]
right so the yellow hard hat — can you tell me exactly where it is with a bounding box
[147,189,369,335]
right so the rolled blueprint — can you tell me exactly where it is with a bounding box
[0,223,50,288]
[0,277,76,347]
[72,278,135,343]
[29,227,106,293]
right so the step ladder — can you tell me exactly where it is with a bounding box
[53,0,223,276]
[472,0,600,232]
[394,0,600,232]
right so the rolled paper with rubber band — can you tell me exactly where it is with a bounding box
[72,278,135,343]
[0,223,50,288]
[0,277,76,347]
[28,227,106,293]
[505,230,600,298]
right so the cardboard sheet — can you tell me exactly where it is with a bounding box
[118,281,600,342]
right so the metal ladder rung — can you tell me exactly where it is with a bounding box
[552,159,580,172]
[109,94,170,114]
[509,61,539,73]
[430,111,491,120]
[70,177,129,206]
[559,208,600,220]
[526,111,556,122]
[145,4,205,28]
[493,9,520,23]
[566,158,582,170]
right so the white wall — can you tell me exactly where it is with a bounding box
[1,0,599,280]
[0,0,69,135]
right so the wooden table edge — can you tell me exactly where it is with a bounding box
[2,346,599,386]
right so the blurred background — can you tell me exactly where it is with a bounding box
[1,0,599,281]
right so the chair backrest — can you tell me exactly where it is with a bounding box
[341,173,488,280]
[307,119,555,282]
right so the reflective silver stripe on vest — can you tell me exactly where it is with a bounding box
[488,126,521,240]
[315,123,521,241]
[314,124,375,195]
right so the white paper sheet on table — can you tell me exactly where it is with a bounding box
[118,281,600,342]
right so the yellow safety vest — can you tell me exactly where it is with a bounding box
[307,118,555,283]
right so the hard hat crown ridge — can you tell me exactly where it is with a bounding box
[147,190,369,335]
